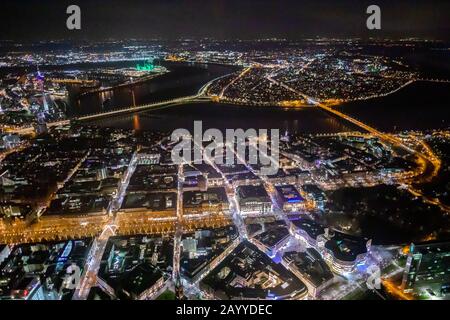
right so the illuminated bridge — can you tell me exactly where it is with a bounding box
[77,94,211,121]
[4,95,211,135]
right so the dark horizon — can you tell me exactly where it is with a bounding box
[0,0,449,42]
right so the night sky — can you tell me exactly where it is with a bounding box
[1,0,449,41]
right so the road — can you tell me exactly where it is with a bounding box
[172,164,184,281]
[72,152,138,300]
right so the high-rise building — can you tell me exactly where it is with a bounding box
[182,238,198,254]
[402,241,450,297]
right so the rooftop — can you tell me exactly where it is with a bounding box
[201,241,307,300]
[283,248,334,287]
[291,218,325,240]
[121,192,176,211]
[237,185,270,202]
[324,231,368,262]
[275,185,304,203]
[183,187,228,207]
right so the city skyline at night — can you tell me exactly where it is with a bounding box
[0,0,449,309]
